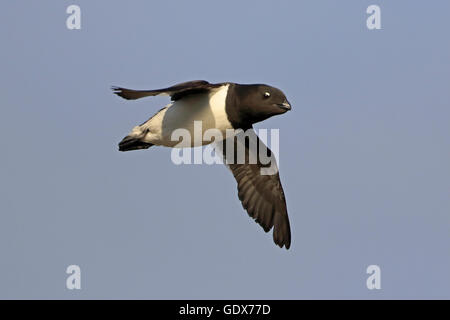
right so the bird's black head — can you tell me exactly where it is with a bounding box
[230,84,291,127]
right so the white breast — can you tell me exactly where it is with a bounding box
[135,84,233,148]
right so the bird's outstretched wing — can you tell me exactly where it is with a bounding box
[112,80,222,101]
[215,129,291,249]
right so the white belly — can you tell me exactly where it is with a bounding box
[133,84,233,148]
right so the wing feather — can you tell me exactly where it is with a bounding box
[216,129,291,249]
[112,80,222,101]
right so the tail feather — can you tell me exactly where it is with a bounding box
[118,136,153,152]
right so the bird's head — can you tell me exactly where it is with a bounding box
[232,84,291,125]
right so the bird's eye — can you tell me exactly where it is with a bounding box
[263,92,271,98]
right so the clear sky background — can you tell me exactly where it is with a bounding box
[1,1,449,299]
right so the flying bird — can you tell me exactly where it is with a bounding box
[112,80,292,249]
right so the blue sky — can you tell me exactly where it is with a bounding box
[0,1,449,299]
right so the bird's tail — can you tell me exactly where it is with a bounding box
[118,135,153,152]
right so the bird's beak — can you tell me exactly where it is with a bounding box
[277,101,291,111]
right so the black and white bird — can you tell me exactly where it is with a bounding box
[112,80,292,249]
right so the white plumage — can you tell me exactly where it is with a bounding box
[125,84,232,148]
